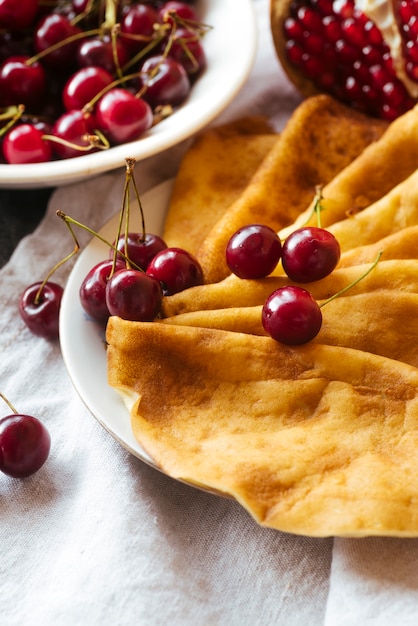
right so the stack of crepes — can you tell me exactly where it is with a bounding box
[107,94,418,537]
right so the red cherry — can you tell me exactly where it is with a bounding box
[140,55,191,108]
[95,88,153,144]
[77,36,130,74]
[146,247,203,295]
[19,281,63,339]
[262,286,322,345]
[63,66,114,111]
[52,109,97,159]
[0,413,51,478]
[79,258,125,324]
[281,226,341,282]
[226,224,282,279]
[121,3,160,54]
[0,56,46,108]
[105,268,162,321]
[3,124,52,164]
[168,27,206,77]
[0,0,39,30]
[111,232,167,271]
[34,13,82,68]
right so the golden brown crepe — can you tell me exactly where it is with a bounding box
[107,319,418,537]
[161,259,418,317]
[162,118,278,254]
[195,95,387,283]
[161,291,418,368]
[280,101,418,237]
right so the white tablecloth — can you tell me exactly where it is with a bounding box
[2,2,418,624]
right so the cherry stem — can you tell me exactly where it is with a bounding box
[34,219,81,305]
[0,392,18,415]
[26,28,103,66]
[313,185,324,228]
[0,105,24,138]
[319,250,383,308]
[41,131,110,153]
[56,209,143,272]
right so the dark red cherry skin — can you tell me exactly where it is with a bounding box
[146,247,203,295]
[282,227,341,283]
[19,281,63,340]
[52,109,97,159]
[0,0,39,30]
[105,269,162,321]
[111,232,167,271]
[77,37,130,74]
[121,3,160,54]
[34,14,83,68]
[0,56,46,108]
[63,66,114,111]
[95,88,153,144]
[168,28,206,77]
[262,286,322,345]
[159,2,199,23]
[0,414,51,478]
[226,224,282,279]
[140,55,190,108]
[79,259,125,324]
[3,124,52,164]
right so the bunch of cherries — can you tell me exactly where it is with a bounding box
[225,188,342,345]
[0,0,207,164]
[19,157,204,339]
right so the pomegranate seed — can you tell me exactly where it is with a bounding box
[284,17,304,41]
[405,40,418,64]
[322,15,342,42]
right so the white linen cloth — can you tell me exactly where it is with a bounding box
[1,1,417,624]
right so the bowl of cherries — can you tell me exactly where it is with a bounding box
[0,0,257,188]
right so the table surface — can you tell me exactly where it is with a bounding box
[0,188,53,268]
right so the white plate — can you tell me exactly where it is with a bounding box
[60,179,174,469]
[0,0,257,189]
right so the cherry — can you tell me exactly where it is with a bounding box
[52,109,98,159]
[34,13,83,68]
[226,224,282,279]
[262,286,323,345]
[0,0,39,30]
[77,36,130,74]
[79,258,125,324]
[63,66,114,111]
[159,2,199,24]
[94,88,154,145]
[3,124,52,164]
[0,56,47,108]
[281,226,341,282]
[0,410,51,478]
[111,232,167,271]
[146,247,203,295]
[121,3,161,54]
[168,27,206,77]
[140,55,191,108]
[19,281,63,339]
[105,268,162,321]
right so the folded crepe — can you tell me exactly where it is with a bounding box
[194,95,387,283]
[162,117,278,254]
[280,101,418,237]
[161,291,418,368]
[107,319,418,537]
[161,259,418,316]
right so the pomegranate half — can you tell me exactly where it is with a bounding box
[270,0,418,120]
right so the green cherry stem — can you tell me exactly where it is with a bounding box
[319,250,383,308]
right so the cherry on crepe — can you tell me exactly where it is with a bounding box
[262,285,323,345]
[281,226,341,283]
[226,224,282,279]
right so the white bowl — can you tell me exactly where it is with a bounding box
[0,0,257,189]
